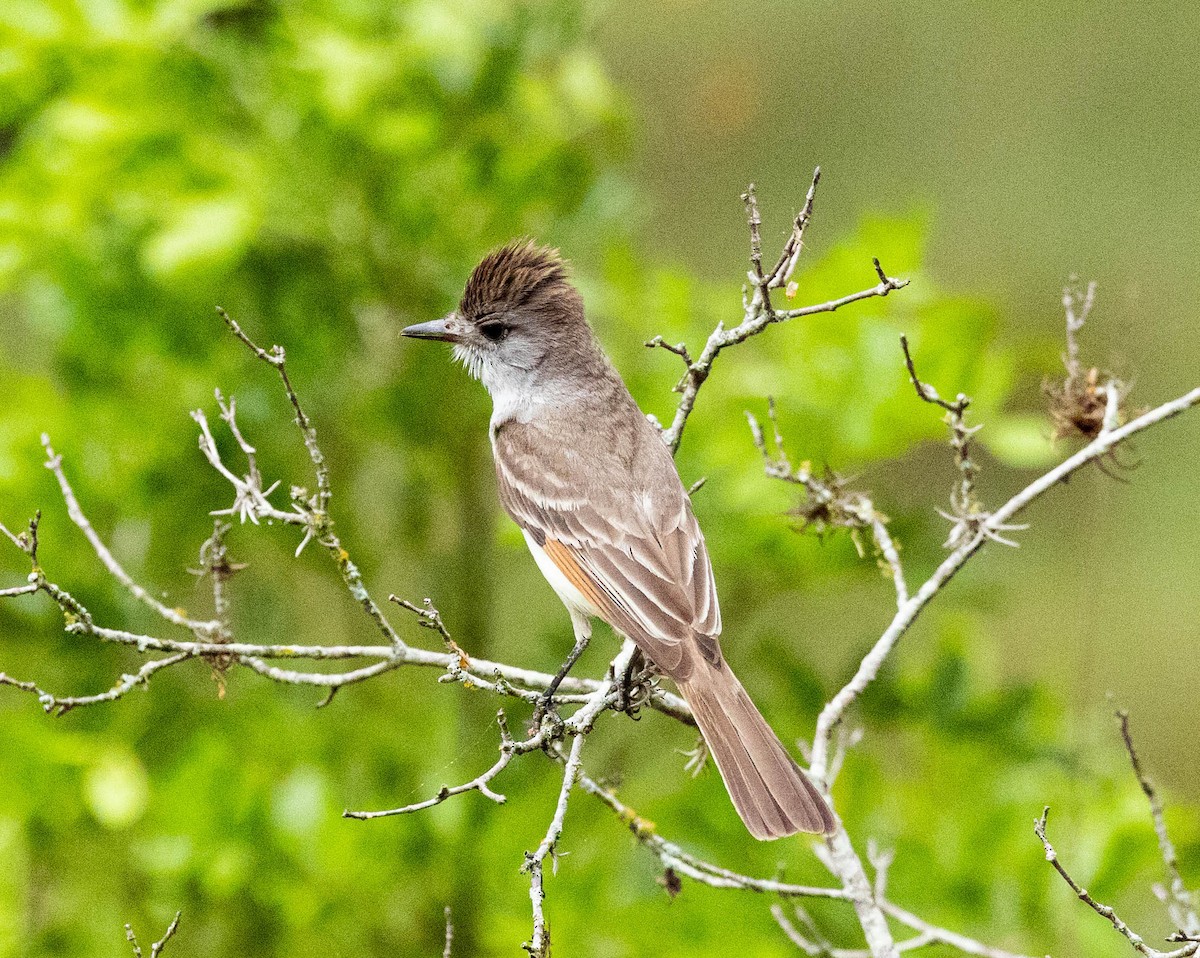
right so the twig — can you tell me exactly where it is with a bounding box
[877,900,1037,958]
[1062,277,1097,387]
[1047,280,1125,443]
[443,906,454,958]
[125,912,181,958]
[742,183,774,316]
[212,311,406,650]
[771,903,850,956]
[899,335,968,416]
[0,653,193,716]
[659,183,908,452]
[42,437,221,635]
[767,166,821,290]
[216,307,330,512]
[344,710,530,819]
[391,596,469,665]
[1035,808,1198,958]
[899,337,1020,549]
[747,402,906,606]
[586,765,1032,958]
[1117,710,1200,936]
[523,734,587,957]
[577,768,851,900]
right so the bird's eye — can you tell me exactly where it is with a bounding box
[479,319,508,343]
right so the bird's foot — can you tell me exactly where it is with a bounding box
[613,649,655,718]
[528,696,565,739]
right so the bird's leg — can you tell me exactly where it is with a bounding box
[615,647,655,717]
[532,614,591,727]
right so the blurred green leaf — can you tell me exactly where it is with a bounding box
[84,751,150,829]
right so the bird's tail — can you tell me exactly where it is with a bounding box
[678,661,835,839]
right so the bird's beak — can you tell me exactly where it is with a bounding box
[401,314,462,343]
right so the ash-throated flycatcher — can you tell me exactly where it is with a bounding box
[402,241,835,838]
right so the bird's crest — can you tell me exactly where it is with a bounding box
[459,240,571,318]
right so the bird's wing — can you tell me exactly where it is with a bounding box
[493,416,721,680]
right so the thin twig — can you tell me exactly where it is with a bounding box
[216,307,331,512]
[1062,277,1098,387]
[899,337,1014,549]
[42,436,220,635]
[1117,710,1200,935]
[125,912,181,958]
[878,900,1038,958]
[523,734,587,957]
[1035,807,1198,958]
[767,166,821,290]
[344,710,530,819]
[1,654,193,715]
[659,183,908,452]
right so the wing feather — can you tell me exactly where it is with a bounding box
[493,416,721,680]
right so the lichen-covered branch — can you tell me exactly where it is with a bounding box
[744,279,1199,957]
[806,368,1200,790]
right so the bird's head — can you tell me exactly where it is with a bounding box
[402,240,591,389]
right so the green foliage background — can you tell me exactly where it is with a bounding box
[0,2,1196,956]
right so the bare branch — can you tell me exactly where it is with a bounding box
[899,335,968,416]
[878,900,1038,958]
[1062,277,1098,387]
[1117,710,1200,936]
[899,336,1015,549]
[742,183,774,316]
[1,511,695,723]
[190,362,409,653]
[391,596,470,666]
[807,379,1200,788]
[772,903,860,956]
[659,183,908,452]
[767,166,821,290]
[443,906,454,958]
[42,436,220,635]
[747,402,906,606]
[583,760,1030,958]
[1035,808,1198,958]
[344,710,528,819]
[576,767,851,900]
[125,912,181,958]
[216,307,330,512]
[0,653,193,715]
[0,519,26,551]
[523,734,586,957]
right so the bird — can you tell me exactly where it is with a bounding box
[401,240,835,839]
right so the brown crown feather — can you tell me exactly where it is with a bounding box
[459,240,573,319]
